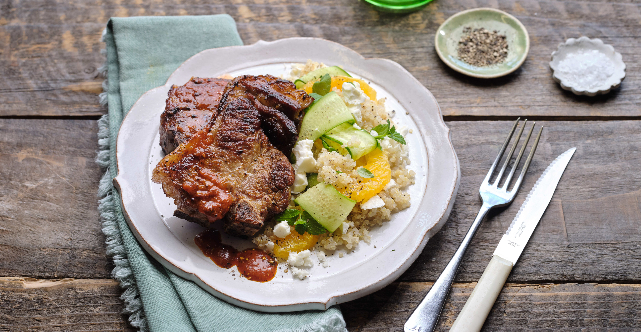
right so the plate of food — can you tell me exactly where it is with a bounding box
[114,37,459,312]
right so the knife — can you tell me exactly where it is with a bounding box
[449,147,576,332]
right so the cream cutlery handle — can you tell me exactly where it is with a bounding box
[449,255,513,332]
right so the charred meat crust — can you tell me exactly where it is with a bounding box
[219,75,314,156]
[159,77,229,154]
[153,75,306,237]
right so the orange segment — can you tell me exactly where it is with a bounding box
[340,149,391,203]
[272,228,319,260]
[303,76,377,101]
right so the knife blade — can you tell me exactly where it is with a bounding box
[449,147,576,332]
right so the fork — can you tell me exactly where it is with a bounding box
[404,118,542,332]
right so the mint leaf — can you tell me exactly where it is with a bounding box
[357,167,375,178]
[275,209,301,225]
[388,129,407,145]
[312,74,331,96]
[286,211,329,235]
[294,212,328,235]
[371,120,406,145]
[305,218,328,235]
[372,121,390,138]
[294,219,307,235]
[309,92,323,101]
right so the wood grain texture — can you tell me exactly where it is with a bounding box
[2,277,637,332]
[0,0,639,117]
[2,0,640,329]
[403,120,641,283]
[0,119,112,279]
[342,281,641,331]
[0,277,134,332]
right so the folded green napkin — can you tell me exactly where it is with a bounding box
[97,15,347,332]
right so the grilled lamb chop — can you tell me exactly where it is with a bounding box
[153,75,312,237]
[159,77,229,154]
[223,75,313,156]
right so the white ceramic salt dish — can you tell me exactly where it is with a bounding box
[550,37,626,96]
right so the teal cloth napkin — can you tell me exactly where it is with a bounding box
[97,15,347,332]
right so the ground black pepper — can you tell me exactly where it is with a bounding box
[457,27,508,67]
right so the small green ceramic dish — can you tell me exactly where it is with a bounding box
[362,0,434,13]
[435,8,530,78]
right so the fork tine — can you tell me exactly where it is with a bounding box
[494,119,527,186]
[510,126,543,192]
[503,122,536,190]
[483,118,520,184]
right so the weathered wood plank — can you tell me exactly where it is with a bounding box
[403,120,641,283]
[0,277,134,332]
[2,278,638,332]
[0,119,112,279]
[2,119,639,283]
[0,0,639,117]
[342,282,641,331]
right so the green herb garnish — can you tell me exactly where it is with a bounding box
[275,209,302,226]
[303,214,329,235]
[309,92,323,101]
[275,209,328,235]
[371,120,406,145]
[357,167,375,178]
[295,211,328,235]
[312,73,331,96]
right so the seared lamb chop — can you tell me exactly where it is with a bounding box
[153,75,313,237]
[223,75,313,156]
[159,77,229,154]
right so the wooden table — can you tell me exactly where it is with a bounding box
[1,0,640,330]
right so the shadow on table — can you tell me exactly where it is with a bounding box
[434,51,522,88]
[341,281,405,331]
[555,81,622,106]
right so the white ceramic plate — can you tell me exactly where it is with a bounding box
[114,38,460,312]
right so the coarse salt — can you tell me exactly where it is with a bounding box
[556,49,614,90]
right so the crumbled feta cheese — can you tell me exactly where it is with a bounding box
[291,140,316,193]
[265,241,274,252]
[341,82,368,124]
[370,130,379,137]
[380,136,393,150]
[386,104,396,118]
[273,221,291,239]
[291,267,310,279]
[342,221,350,234]
[316,251,329,268]
[342,82,368,105]
[361,195,386,210]
[288,249,313,268]
[384,179,397,191]
[293,173,308,193]
[353,123,362,130]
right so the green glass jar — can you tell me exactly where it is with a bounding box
[362,0,434,13]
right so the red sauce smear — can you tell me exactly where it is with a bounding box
[194,229,277,282]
